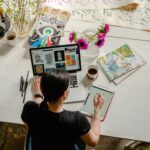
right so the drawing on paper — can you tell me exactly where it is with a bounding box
[29,7,70,47]
[96,44,141,81]
[71,0,150,30]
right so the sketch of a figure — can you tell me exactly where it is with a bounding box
[45,53,53,65]
[35,53,43,63]
[57,52,62,61]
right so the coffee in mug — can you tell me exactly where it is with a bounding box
[87,65,98,80]
[6,31,17,46]
[7,35,16,40]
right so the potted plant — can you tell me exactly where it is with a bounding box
[0,0,40,37]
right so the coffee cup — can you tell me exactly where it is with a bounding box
[6,31,17,46]
[87,65,98,80]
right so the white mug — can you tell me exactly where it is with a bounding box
[87,65,98,80]
[6,31,17,46]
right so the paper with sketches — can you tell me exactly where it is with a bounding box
[71,0,150,30]
[71,0,138,10]
[102,6,150,30]
[42,0,140,10]
[96,44,141,81]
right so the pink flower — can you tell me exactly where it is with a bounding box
[97,33,106,39]
[69,31,75,43]
[95,39,105,48]
[104,24,110,33]
[77,38,89,50]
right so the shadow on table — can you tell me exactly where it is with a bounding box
[0,43,13,56]
[21,38,31,60]
[83,74,97,88]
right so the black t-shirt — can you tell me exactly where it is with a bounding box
[21,101,91,150]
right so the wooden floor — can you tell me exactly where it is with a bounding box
[86,136,150,150]
[0,122,27,150]
[0,121,150,150]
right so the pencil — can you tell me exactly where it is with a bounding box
[22,71,30,103]
[23,82,28,103]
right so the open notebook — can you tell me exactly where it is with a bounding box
[80,85,115,121]
[96,44,147,84]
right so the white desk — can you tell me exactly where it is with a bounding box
[0,25,150,142]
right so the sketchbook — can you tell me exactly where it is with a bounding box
[28,7,71,48]
[96,44,143,81]
[113,45,147,84]
[113,48,147,84]
[80,85,115,121]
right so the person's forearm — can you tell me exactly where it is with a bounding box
[91,110,101,141]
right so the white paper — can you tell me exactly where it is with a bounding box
[71,0,137,10]
[42,0,139,10]
[70,0,150,30]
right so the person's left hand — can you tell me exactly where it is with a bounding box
[32,77,43,96]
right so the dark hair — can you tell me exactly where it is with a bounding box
[40,69,69,104]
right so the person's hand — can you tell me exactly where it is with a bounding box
[32,77,43,96]
[93,93,104,115]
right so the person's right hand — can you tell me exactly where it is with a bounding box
[93,93,104,114]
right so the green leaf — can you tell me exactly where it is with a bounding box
[5,8,11,14]
[11,1,16,6]
[29,2,35,9]
[16,10,20,14]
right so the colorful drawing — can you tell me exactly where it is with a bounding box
[39,36,47,47]
[96,44,141,81]
[46,35,53,47]
[51,36,60,46]
[66,55,70,60]
[34,64,44,74]
[70,54,76,65]
[32,36,46,48]
[28,7,70,48]
[66,59,71,65]
[28,31,40,45]
[65,54,76,66]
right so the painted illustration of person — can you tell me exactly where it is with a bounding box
[35,54,43,63]
[57,52,62,61]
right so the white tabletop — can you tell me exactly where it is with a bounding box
[0,24,150,142]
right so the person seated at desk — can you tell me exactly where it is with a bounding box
[21,69,104,150]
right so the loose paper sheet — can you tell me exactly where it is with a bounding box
[42,0,140,10]
[71,0,150,30]
[71,0,139,10]
[42,0,150,30]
